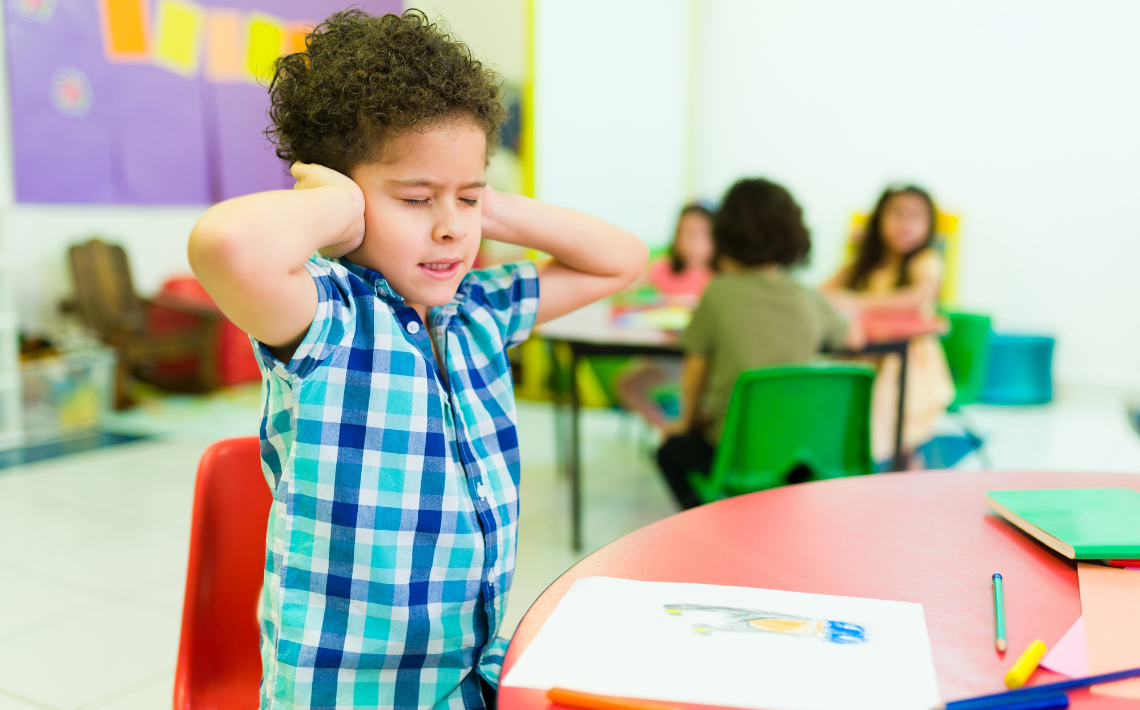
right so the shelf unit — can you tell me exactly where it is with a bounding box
[0,253,22,450]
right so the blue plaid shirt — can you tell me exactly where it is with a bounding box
[253,255,539,710]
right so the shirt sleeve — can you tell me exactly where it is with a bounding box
[250,255,357,380]
[678,284,716,356]
[464,260,541,348]
[811,290,851,351]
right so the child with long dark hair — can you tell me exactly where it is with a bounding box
[821,184,954,467]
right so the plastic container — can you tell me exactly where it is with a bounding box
[21,346,115,443]
[981,333,1054,405]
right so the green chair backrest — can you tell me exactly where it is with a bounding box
[939,310,992,410]
[690,363,874,503]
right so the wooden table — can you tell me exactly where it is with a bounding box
[501,470,1140,710]
[536,301,941,551]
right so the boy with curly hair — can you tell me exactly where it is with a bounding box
[656,178,862,509]
[188,10,647,710]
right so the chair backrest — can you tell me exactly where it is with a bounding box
[707,363,874,497]
[68,239,142,338]
[175,437,271,710]
[939,310,992,409]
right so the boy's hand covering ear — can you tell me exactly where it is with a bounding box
[290,162,366,258]
[478,184,504,239]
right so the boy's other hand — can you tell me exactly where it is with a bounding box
[291,162,366,257]
[479,184,504,240]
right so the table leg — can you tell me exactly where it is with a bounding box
[891,343,909,471]
[568,345,583,552]
[549,341,566,480]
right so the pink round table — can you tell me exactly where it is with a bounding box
[500,470,1140,710]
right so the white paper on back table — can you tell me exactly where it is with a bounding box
[502,577,941,710]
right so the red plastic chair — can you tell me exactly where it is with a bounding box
[175,437,272,709]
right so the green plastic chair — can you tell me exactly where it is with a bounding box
[688,363,874,504]
[939,310,992,411]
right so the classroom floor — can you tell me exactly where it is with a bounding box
[1,385,1139,709]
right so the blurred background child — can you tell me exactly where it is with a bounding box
[644,203,715,303]
[821,185,955,468]
[615,203,714,429]
[657,179,861,509]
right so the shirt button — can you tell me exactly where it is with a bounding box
[406,321,420,334]
[477,484,489,498]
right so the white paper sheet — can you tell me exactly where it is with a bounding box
[502,577,941,710]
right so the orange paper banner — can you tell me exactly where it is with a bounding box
[205,9,246,82]
[99,0,149,62]
[1078,563,1140,699]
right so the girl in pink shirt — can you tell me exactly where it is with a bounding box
[645,204,715,303]
[617,204,714,428]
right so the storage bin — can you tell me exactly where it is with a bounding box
[981,333,1054,405]
[21,346,116,442]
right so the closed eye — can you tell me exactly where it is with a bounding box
[402,198,430,207]
[460,198,478,206]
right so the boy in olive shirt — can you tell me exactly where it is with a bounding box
[657,178,863,509]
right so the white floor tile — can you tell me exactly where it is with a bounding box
[0,500,123,566]
[0,602,177,710]
[4,522,189,602]
[0,691,50,710]
[74,672,172,710]
[0,569,103,642]
[0,441,204,532]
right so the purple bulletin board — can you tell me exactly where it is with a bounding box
[4,0,402,204]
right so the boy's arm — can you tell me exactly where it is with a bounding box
[188,163,365,350]
[480,188,649,324]
[668,354,709,436]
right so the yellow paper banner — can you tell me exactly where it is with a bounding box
[152,0,204,78]
[247,13,285,83]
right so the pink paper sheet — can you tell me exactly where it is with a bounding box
[1078,563,1140,699]
[1040,616,1088,678]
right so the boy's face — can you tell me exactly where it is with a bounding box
[347,117,487,310]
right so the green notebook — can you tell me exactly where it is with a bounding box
[984,488,1140,559]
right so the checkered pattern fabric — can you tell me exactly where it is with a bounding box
[253,255,539,710]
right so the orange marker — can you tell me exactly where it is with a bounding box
[548,688,684,710]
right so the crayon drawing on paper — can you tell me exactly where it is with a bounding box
[663,603,868,644]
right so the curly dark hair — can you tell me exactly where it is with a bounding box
[712,179,811,269]
[266,9,508,175]
[845,185,936,291]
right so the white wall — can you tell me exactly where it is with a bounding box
[408,0,525,82]
[695,0,1140,388]
[533,0,689,248]
[0,11,205,334]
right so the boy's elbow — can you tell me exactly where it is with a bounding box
[188,218,245,281]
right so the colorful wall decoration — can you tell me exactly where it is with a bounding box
[4,0,401,204]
